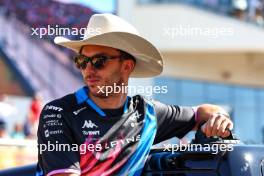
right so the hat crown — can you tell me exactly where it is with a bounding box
[54,13,163,78]
[84,13,140,39]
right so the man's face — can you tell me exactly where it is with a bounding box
[78,45,134,97]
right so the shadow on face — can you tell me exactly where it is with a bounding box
[79,45,135,97]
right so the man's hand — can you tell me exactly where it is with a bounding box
[193,104,234,138]
[201,112,233,138]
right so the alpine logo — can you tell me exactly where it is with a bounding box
[131,110,142,120]
[124,110,142,128]
[82,120,98,129]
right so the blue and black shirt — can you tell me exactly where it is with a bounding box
[36,86,196,176]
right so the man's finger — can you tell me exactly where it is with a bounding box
[227,122,233,131]
[201,123,206,134]
[222,130,230,138]
[206,114,218,137]
[211,115,225,136]
[217,120,229,137]
[221,122,233,138]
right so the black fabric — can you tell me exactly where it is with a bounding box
[37,95,81,175]
[37,92,196,175]
[152,100,196,144]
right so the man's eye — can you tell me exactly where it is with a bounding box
[77,60,83,64]
[92,57,103,64]
[78,57,86,63]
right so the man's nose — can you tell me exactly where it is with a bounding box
[84,62,96,73]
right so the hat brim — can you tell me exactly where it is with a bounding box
[54,32,163,78]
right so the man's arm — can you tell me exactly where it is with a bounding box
[152,100,197,143]
[37,101,80,176]
[193,104,233,138]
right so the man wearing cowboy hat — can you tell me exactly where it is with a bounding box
[36,14,233,176]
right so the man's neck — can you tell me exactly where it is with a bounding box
[89,92,127,109]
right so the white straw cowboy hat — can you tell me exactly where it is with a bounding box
[54,13,163,78]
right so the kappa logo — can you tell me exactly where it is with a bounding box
[82,120,98,129]
[73,107,87,115]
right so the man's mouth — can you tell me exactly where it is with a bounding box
[85,75,100,83]
[87,79,99,84]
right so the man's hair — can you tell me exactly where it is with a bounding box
[79,46,85,54]
[118,49,136,64]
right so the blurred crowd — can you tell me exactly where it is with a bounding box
[0,0,96,67]
[0,0,263,44]
[0,94,43,140]
[0,0,95,41]
[200,0,264,26]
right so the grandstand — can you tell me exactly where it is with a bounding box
[0,0,96,101]
[0,53,26,96]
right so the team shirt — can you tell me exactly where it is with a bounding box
[36,86,196,176]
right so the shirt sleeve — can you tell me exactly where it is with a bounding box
[152,100,196,144]
[37,101,81,176]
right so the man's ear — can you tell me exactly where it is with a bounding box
[122,60,135,74]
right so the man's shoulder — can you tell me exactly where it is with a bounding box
[43,93,77,112]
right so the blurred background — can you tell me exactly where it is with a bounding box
[0,0,263,170]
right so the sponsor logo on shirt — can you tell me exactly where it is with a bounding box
[84,135,141,154]
[43,114,62,119]
[44,105,63,112]
[43,120,63,128]
[82,131,100,135]
[45,130,49,137]
[82,120,98,129]
[124,110,142,128]
[82,120,100,136]
[44,129,63,138]
[73,107,87,115]
[131,110,142,121]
